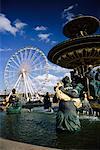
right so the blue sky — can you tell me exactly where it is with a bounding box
[0,0,100,92]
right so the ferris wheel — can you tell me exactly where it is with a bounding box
[4,46,48,101]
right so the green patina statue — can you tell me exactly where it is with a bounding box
[55,76,84,132]
[55,67,100,132]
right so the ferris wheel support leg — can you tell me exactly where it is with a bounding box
[13,74,22,89]
[24,75,33,99]
[8,74,22,99]
[27,76,35,95]
[23,72,29,101]
[16,80,21,92]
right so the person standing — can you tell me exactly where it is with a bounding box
[9,88,19,107]
[43,92,51,111]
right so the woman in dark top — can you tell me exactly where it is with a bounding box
[43,92,51,109]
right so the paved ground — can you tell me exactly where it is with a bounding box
[0,138,61,150]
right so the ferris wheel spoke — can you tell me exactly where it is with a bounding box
[31,54,42,66]
[31,67,41,73]
[31,59,46,69]
[16,54,22,65]
[5,70,18,73]
[5,65,18,71]
[7,62,16,69]
[5,74,18,80]
[30,51,38,62]
[24,49,28,60]
[8,64,19,70]
[31,63,44,71]
[31,67,45,75]
[4,73,18,78]
[11,58,20,68]
[27,50,33,60]
[20,51,25,63]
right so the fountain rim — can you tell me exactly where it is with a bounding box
[47,35,100,69]
[63,16,100,38]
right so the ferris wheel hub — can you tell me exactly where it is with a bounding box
[21,68,27,73]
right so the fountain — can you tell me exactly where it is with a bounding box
[48,16,100,71]
[48,15,100,113]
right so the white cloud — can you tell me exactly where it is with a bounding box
[32,70,72,93]
[64,5,74,12]
[48,63,70,73]
[0,13,27,36]
[34,74,47,81]
[62,4,78,22]
[0,48,13,52]
[19,30,25,36]
[33,73,60,93]
[63,12,75,22]
[14,19,27,29]
[2,55,98,93]
[48,63,72,81]
[46,74,60,87]
[34,25,47,31]
[51,40,57,45]
[0,14,17,35]
[37,33,57,44]
[35,74,59,83]
[34,25,57,44]
[37,33,51,43]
